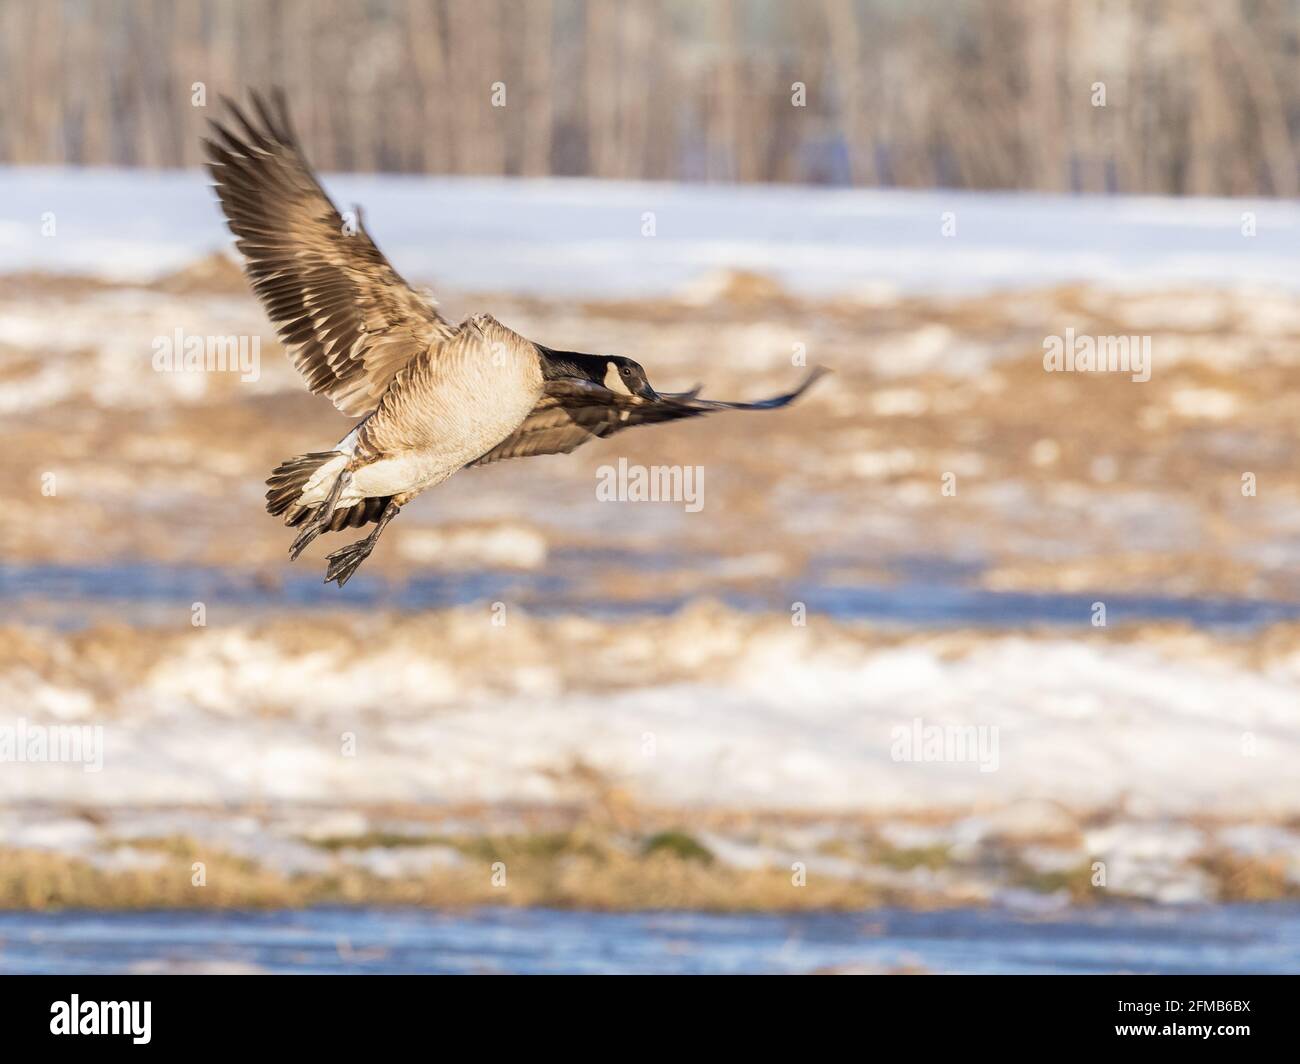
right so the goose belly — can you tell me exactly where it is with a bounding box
[349,450,466,497]
[355,378,542,498]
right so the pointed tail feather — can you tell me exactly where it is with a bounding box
[266,451,342,519]
[266,452,392,531]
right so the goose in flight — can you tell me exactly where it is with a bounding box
[204,91,827,586]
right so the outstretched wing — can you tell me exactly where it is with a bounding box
[469,367,828,467]
[203,89,455,416]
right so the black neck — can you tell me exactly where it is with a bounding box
[537,346,608,383]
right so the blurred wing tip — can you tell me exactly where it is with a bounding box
[788,364,832,396]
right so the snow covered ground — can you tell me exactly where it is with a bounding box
[6,608,1300,907]
[5,166,1300,296]
[4,609,1299,818]
[4,166,1300,910]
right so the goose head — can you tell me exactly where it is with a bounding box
[538,346,660,401]
[602,355,659,400]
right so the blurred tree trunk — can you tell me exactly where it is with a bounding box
[5,0,1300,196]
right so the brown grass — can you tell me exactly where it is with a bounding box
[4,810,1293,911]
[0,835,892,913]
[1196,850,1299,903]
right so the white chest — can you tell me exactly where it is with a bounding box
[351,317,544,498]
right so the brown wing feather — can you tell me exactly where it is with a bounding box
[469,367,828,467]
[203,89,455,416]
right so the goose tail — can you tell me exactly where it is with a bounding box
[266,452,391,531]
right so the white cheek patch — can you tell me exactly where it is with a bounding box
[603,362,635,395]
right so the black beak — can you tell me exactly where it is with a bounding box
[634,378,660,402]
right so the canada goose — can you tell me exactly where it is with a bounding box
[204,91,827,586]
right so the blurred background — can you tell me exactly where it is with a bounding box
[8,0,1300,195]
[2,0,1300,974]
